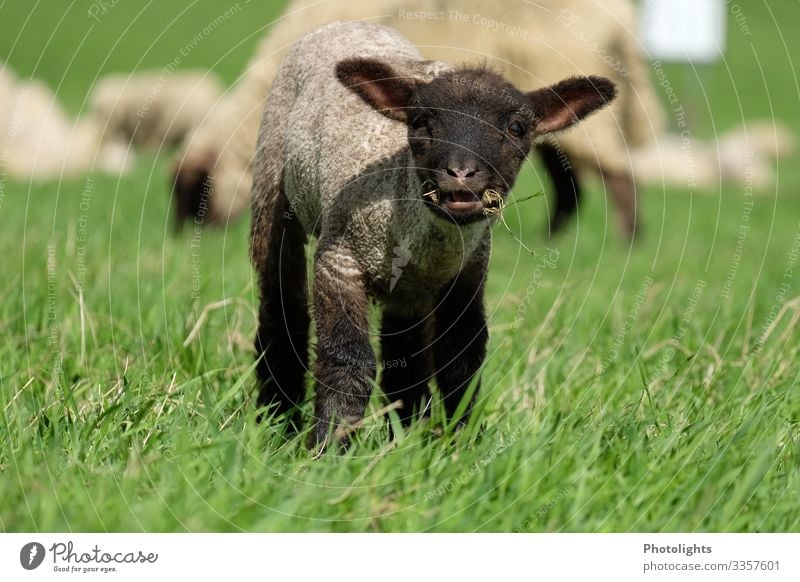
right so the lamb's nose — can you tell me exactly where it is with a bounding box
[446,166,477,181]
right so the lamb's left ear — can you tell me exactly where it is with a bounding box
[528,76,617,134]
[335,58,416,123]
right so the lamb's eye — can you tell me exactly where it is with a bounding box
[508,121,526,138]
[411,114,431,131]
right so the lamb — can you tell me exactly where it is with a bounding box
[250,21,616,446]
[175,0,654,238]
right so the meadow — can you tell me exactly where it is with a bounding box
[1,1,798,531]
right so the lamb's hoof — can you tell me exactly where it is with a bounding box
[307,418,359,453]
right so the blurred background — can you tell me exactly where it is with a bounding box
[1,1,798,532]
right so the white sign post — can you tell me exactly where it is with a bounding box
[640,0,726,131]
[640,0,726,63]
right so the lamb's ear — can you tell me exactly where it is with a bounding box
[528,76,617,134]
[335,58,416,123]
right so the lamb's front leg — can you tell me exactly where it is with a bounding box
[380,309,433,427]
[310,244,376,448]
[433,261,489,424]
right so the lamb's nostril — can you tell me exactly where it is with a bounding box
[446,166,478,179]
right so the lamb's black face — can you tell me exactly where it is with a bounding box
[335,58,617,226]
[407,70,534,224]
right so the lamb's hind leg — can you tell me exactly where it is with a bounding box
[252,187,309,428]
[310,245,377,448]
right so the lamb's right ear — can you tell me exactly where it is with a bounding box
[528,76,617,135]
[335,58,415,123]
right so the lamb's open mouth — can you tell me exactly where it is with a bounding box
[422,188,505,219]
[442,190,483,214]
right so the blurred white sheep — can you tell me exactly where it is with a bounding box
[0,63,130,180]
[89,70,223,151]
[631,122,795,193]
[0,64,223,182]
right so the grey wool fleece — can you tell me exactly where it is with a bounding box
[250,21,492,316]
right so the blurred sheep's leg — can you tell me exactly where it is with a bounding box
[604,170,639,241]
[538,142,582,236]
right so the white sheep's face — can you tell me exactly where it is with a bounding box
[336,58,616,225]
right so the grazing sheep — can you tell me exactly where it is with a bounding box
[175,0,655,238]
[89,70,223,151]
[0,63,130,180]
[250,21,616,446]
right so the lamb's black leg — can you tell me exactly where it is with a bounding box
[380,311,433,427]
[310,245,376,448]
[433,262,489,423]
[537,142,581,235]
[252,188,309,428]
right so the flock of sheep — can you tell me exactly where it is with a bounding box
[1,0,791,230]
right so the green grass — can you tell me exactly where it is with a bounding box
[1,1,799,532]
